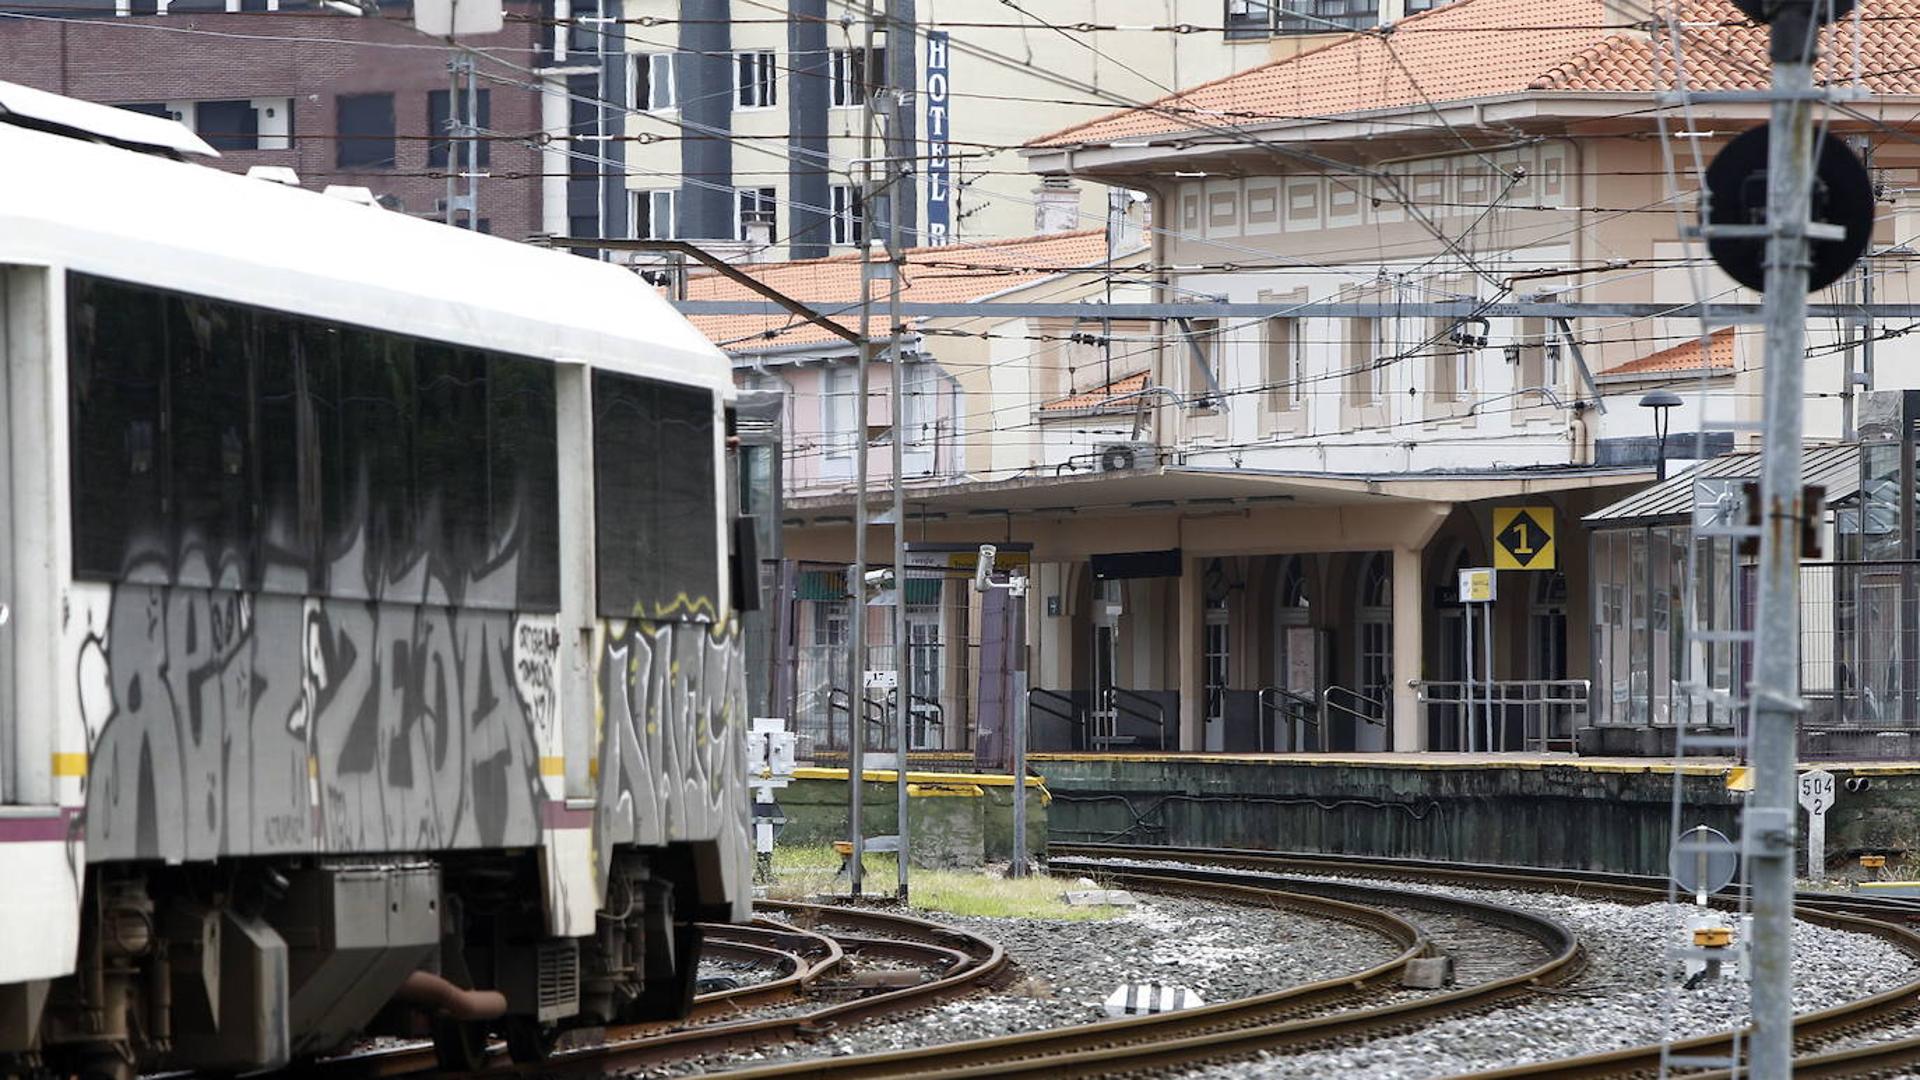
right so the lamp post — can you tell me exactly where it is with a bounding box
[1639,390,1682,482]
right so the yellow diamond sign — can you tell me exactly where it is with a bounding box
[1493,506,1556,570]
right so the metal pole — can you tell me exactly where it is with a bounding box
[846,0,879,898]
[462,53,479,230]
[1749,4,1820,1075]
[1010,572,1030,878]
[1483,591,1496,750]
[886,85,911,901]
[1463,602,1476,752]
[445,54,460,226]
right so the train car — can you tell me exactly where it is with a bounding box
[0,83,752,1077]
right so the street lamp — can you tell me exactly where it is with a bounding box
[1639,390,1682,482]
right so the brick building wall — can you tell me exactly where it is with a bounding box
[0,7,552,239]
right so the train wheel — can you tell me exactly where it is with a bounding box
[430,1017,490,1073]
[503,1016,557,1064]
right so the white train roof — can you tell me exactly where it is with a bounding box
[0,93,729,394]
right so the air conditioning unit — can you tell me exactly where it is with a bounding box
[1096,441,1153,473]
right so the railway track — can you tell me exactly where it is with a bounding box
[1056,844,1920,1078]
[688,863,1581,1079]
[317,902,1002,1077]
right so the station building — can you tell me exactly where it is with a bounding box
[697,0,1920,764]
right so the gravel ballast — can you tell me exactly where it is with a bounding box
[630,887,1404,1075]
[1168,869,1920,1080]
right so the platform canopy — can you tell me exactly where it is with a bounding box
[784,464,1652,525]
[1584,445,1861,529]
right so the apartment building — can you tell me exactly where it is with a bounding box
[617,0,1426,260]
[736,0,1920,759]
[0,0,626,242]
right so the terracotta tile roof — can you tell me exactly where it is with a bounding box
[1605,328,1736,375]
[1039,370,1151,413]
[686,230,1115,353]
[1029,0,1920,148]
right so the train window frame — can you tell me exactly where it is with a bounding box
[65,271,561,612]
[591,369,721,621]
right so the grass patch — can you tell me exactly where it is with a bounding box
[761,845,1125,921]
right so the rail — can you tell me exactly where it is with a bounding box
[1257,686,1322,752]
[826,687,890,751]
[707,856,1583,1079]
[1054,843,1920,1080]
[1321,684,1389,729]
[1414,679,1590,753]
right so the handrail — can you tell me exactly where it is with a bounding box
[827,686,892,750]
[1028,687,1080,726]
[1110,688,1167,730]
[1258,686,1322,752]
[1322,684,1390,727]
[1414,679,1589,752]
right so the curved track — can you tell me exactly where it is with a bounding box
[1057,843,1920,1078]
[699,863,1581,1079]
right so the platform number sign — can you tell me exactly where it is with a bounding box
[1492,506,1556,571]
[1799,768,1837,882]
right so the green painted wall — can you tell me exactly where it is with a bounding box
[1035,758,1920,875]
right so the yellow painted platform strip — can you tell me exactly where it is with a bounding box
[1023,751,1749,777]
[539,756,566,777]
[906,783,985,798]
[793,766,1045,788]
[50,753,86,777]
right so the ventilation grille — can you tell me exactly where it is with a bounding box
[536,940,581,1022]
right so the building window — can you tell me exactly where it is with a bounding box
[1346,317,1387,406]
[632,188,677,240]
[829,47,885,108]
[1225,0,1274,37]
[1186,319,1220,406]
[1428,319,1463,404]
[1516,317,1558,403]
[336,93,396,169]
[830,184,864,246]
[1265,317,1300,411]
[194,99,259,151]
[902,361,937,474]
[735,50,778,109]
[427,89,491,169]
[821,364,856,469]
[1277,0,1381,33]
[737,186,778,243]
[633,52,676,112]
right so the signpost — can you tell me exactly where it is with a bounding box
[1458,567,1496,751]
[1798,768,1836,881]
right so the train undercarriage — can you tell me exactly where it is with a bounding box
[0,848,709,1079]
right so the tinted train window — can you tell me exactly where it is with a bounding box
[593,370,719,620]
[67,272,560,611]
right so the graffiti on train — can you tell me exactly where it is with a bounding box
[596,620,750,880]
[70,531,555,863]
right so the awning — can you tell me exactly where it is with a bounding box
[1584,445,1861,528]
[785,463,1653,523]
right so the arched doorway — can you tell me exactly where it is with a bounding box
[1529,570,1571,749]
[1353,553,1392,751]
[1433,548,1471,750]
[1271,556,1315,750]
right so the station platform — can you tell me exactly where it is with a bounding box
[1026,751,1920,876]
[803,750,1920,876]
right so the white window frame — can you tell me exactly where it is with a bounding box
[828,47,883,109]
[830,183,864,246]
[632,52,676,113]
[736,186,778,243]
[631,188,676,240]
[1265,317,1301,412]
[735,50,778,109]
[820,364,855,475]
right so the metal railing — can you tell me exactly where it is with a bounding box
[1257,686,1322,752]
[1322,684,1390,731]
[1415,679,1590,753]
[1100,688,1170,750]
